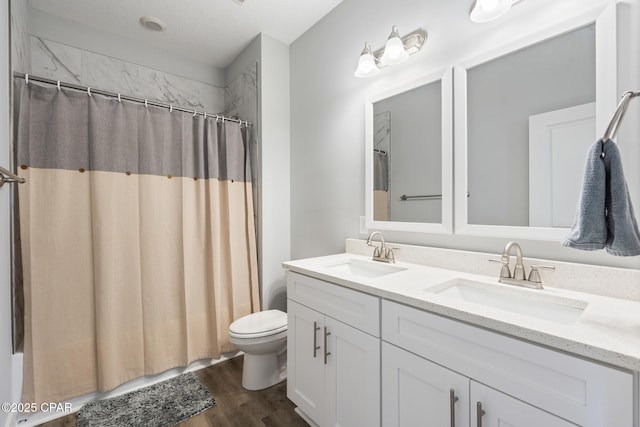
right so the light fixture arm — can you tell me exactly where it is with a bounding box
[372,29,427,68]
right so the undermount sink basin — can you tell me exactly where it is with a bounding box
[324,258,407,279]
[425,278,588,325]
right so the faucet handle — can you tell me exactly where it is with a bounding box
[528,265,556,288]
[385,248,395,263]
[372,246,382,258]
[489,258,511,279]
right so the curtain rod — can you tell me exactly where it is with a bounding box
[13,72,253,127]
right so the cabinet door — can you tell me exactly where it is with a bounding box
[325,316,381,427]
[470,381,575,427]
[382,343,470,427]
[287,300,326,425]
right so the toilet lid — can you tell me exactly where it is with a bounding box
[229,310,287,337]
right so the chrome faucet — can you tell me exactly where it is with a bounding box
[366,231,395,263]
[490,241,555,289]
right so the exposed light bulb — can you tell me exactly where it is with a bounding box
[480,0,499,11]
[469,0,513,23]
[380,26,408,66]
[354,43,380,78]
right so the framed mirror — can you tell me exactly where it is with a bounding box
[454,5,618,240]
[365,68,453,234]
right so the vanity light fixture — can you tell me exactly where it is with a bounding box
[469,0,523,23]
[354,26,427,78]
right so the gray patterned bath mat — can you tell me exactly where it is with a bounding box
[77,372,215,427]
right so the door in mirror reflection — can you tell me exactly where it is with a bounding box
[466,25,595,227]
[373,79,442,223]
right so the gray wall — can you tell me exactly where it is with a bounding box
[226,34,292,311]
[259,34,291,311]
[374,80,442,223]
[467,25,596,226]
[290,0,640,270]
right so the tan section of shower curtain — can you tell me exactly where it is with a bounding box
[373,190,389,221]
[19,168,259,405]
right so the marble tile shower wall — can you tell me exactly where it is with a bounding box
[225,62,257,123]
[10,0,31,73]
[225,63,259,224]
[30,37,225,114]
[225,62,258,176]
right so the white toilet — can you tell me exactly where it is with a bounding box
[228,309,288,390]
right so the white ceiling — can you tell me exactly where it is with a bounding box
[27,0,344,69]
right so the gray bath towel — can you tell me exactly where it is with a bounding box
[563,139,640,256]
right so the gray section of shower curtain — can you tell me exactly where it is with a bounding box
[14,80,251,182]
[12,81,24,353]
[373,151,389,192]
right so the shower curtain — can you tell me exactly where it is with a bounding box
[13,80,260,405]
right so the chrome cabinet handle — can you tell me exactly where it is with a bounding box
[313,321,320,358]
[323,327,331,365]
[449,389,459,427]
[476,402,485,427]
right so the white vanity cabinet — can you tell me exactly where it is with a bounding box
[382,300,634,427]
[382,342,469,426]
[286,272,381,427]
[382,342,575,427]
[470,381,576,427]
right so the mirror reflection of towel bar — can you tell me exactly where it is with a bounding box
[400,192,469,201]
[400,194,442,201]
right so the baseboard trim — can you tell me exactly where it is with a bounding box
[294,407,318,427]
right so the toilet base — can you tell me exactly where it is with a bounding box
[241,351,287,390]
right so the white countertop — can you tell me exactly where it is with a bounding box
[283,253,640,372]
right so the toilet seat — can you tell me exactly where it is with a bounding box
[229,310,287,339]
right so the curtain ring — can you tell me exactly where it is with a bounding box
[144,99,148,109]
[87,87,92,97]
[56,81,61,91]
[215,115,219,122]
[169,104,173,112]
[117,93,122,103]
[203,112,207,119]
[238,120,242,127]
[25,74,29,85]
[193,109,197,117]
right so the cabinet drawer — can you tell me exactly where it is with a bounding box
[287,271,380,337]
[382,300,633,427]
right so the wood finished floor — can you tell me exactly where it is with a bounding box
[37,356,308,427]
